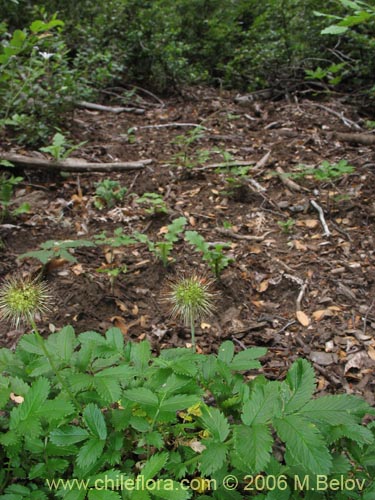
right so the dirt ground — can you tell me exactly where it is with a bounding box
[1,87,374,403]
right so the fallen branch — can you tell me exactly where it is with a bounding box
[311,200,331,237]
[334,132,375,145]
[132,123,208,131]
[197,160,254,171]
[76,101,145,115]
[276,167,305,192]
[309,102,361,129]
[0,153,152,172]
[216,228,273,241]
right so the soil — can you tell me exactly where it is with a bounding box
[1,87,374,403]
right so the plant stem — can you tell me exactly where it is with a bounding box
[30,319,81,411]
[190,317,196,352]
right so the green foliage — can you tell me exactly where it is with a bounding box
[39,132,86,161]
[135,217,187,267]
[278,218,295,234]
[18,239,95,265]
[0,331,374,498]
[172,127,209,169]
[291,160,355,182]
[185,231,233,278]
[0,167,29,220]
[0,15,85,145]
[135,192,169,216]
[94,180,127,210]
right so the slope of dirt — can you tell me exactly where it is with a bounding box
[1,87,374,402]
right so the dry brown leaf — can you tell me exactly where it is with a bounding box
[189,216,196,226]
[132,304,139,316]
[296,310,310,327]
[45,258,68,273]
[71,264,84,276]
[200,322,211,330]
[189,440,206,453]
[294,240,308,251]
[256,280,269,293]
[252,300,265,308]
[367,346,375,361]
[110,316,128,334]
[249,245,262,254]
[312,309,332,321]
[115,299,128,312]
[296,219,319,228]
[158,226,168,235]
[10,393,24,404]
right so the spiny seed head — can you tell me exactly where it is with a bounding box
[162,274,217,325]
[0,275,52,328]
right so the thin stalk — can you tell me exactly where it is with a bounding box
[30,318,81,411]
[190,316,196,351]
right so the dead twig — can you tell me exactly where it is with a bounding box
[216,228,273,241]
[296,281,309,312]
[132,123,208,131]
[0,153,152,172]
[76,101,145,115]
[310,200,331,237]
[309,102,361,130]
[334,132,375,145]
[363,299,375,337]
[276,167,305,192]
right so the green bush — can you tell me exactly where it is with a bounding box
[0,328,374,499]
[0,15,86,145]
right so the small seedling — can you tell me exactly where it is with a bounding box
[94,228,136,248]
[135,192,168,215]
[94,179,127,209]
[291,160,354,182]
[278,218,295,234]
[97,264,127,293]
[39,132,86,161]
[0,172,30,220]
[19,239,95,265]
[135,217,187,267]
[185,230,233,278]
[162,274,216,350]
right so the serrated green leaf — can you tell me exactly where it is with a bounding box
[83,403,107,439]
[37,399,75,421]
[274,414,332,474]
[242,382,279,425]
[199,442,227,475]
[60,489,87,500]
[300,394,371,425]
[67,373,94,393]
[217,341,235,364]
[47,326,75,362]
[229,347,267,371]
[169,359,197,377]
[145,431,164,449]
[139,451,169,481]
[10,377,50,428]
[200,406,230,442]
[131,341,151,370]
[88,490,121,500]
[76,436,105,469]
[185,230,208,252]
[151,480,191,500]
[327,423,373,445]
[18,334,44,355]
[105,328,124,351]
[165,217,187,242]
[234,424,272,472]
[123,388,158,407]
[94,365,134,380]
[28,357,53,377]
[94,377,121,403]
[284,358,315,413]
[50,426,90,446]
[159,394,200,413]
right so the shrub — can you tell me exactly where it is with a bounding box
[0,329,374,498]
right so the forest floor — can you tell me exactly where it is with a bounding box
[1,87,374,403]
